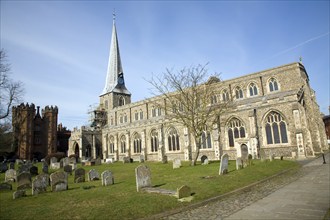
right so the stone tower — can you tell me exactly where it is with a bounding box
[99,15,131,112]
[12,103,58,160]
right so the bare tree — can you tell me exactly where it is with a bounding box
[0,49,24,120]
[147,64,231,165]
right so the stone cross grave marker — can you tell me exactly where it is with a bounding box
[5,169,17,182]
[236,157,243,170]
[88,169,100,181]
[135,165,151,192]
[219,153,229,175]
[74,168,85,183]
[17,172,32,190]
[101,170,114,186]
[173,158,181,169]
[32,173,49,195]
[50,171,68,192]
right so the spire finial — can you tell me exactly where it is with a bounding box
[113,9,116,21]
[299,56,303,64]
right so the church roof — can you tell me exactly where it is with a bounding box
[101,16,130,96]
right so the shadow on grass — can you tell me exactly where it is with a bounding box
[153,183,166,188]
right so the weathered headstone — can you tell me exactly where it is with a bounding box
[269,154,275,161]
[13,190,26,199]
[16,159,23,165]
[88,169,100,181]
[5,169,17,182]
[219,153,229,175]
[17,172,32,190]
[63,165,72,175]
[135,165,151,192]
[61,157,70,167]
[123,157,130,164]
[101,170,114,186]
[50,171,68,192]
[69,157,76,164]
[173,158,181,169]
[50,157,58,164]
[32,173,49,195]
[51,162,61,170]
[74,168,85,183]
[0,182,12,191]
[162,155,168,164]
[201,155,208,164]
[30,166,38,176]
[236,157,243,170]
[17,164,30,175]
[9,162,15,170]
[260,149,267,162]
[139,155,145,163]
[95,158,102,166]
[177,185,191,199]
[69,163,77,171]
[203,158,209,165]
[42,162,49,174]
[240,144,249,161]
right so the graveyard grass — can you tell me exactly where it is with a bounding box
[0,159,299,219]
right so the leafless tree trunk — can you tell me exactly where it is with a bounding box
[0,49,24,120]
[147,64,230,166]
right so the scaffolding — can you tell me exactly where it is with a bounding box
[88,104,107,129]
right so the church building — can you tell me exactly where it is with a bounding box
[68,18,328,162]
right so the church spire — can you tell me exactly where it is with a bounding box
[101,13,130,96]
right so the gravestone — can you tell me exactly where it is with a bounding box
[260,149,267,162]
[69,163,77,171]
[69,157,76,164]
[9,162,15,170]
[13,190,26,199]
[269,154,275,161]
[203,158,209,165]
[62,157,70,167]
[162,155,168,164]
[236,157,243,170]
[64,165,72,175]
[42,162,49,174]
[135,165,151,192]
[173,158,181,169]
[17,164,30,175]
[51,162,61,170]
[0,182,12,191]
[32,173,49,195]
[123,157,130,164]
[74,168,85,183]
[88,169,100,181]
[139,155,145,163]
[30,166,38,176]
[95,158,102,166]
[50,171,68,192]
[219,153,229,175]
[5,169,17,182]
[101,170,114,186]
[16,159,23,165]
[17,172,32,190]
[50,157,58,164]
[241,144,249,167]
[177,185,191,199]
[201,155,208,164]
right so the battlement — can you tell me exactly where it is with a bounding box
[43,105,58,113]
[12,102,36,111]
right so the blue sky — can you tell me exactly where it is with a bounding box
[1,1,329,130]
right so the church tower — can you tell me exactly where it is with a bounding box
[100,14,131,111]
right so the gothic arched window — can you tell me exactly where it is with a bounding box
[133,133,142,153]
[168,127,180,151]
[222,90,229,101]
[269,78,279,92]
[109,136,115,154]
[120,135,126,153]
[249,83,258,96]
[227,118,246,147]
[119,96,125,106]
[150,130,159,152]
[201,130,212,149]
[265,111,288,144]
[235,87,244,99]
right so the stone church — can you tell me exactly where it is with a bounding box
[68,18,328,162]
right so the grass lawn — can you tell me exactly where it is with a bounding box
[0,159,299,219]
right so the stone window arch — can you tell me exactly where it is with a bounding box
[133,133,142,154]
[124,113,128,123]
[222,89,229,101]
[235,87,244,99]
[120,135,126,153]
[109,135,115,154]
[201,128,212,149]
[150,129,159,152]
[134,111,139,121]
[118,96,125,106]
[211,94,218,105]
[265,111,288,144]
[248,82,258,97]
[268,78,279,92]
[119,114,123,124]
[227,118,246,147]
[167,127,180,151]
[139,109,144,120]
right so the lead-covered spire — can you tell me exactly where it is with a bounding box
[101,14,130,96]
